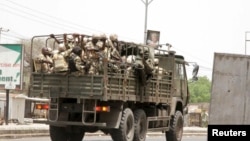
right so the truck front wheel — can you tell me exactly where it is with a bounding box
[110,108,135,141]
[165,111,183,141]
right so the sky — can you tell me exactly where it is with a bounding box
[1,0,250,80]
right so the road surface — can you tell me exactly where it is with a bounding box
[0,135,206,141]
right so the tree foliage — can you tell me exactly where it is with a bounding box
[188,76,211,103]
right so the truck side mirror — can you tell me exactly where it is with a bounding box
[192,63,199,81]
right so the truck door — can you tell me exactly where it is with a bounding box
[174,62,188,104]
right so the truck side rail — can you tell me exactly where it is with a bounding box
[29,33,174,104]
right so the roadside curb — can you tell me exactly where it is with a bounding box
[0,124,207,139]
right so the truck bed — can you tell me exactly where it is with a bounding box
[29,72,173,104]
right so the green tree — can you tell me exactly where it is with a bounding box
[188,76,211,103]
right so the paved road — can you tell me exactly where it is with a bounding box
[0,135,207,141]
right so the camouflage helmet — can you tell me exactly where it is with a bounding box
[96,41,104,49]
[47,47,52,52]
[109,34,118,41]
[99,33,107,39]
[154,58,159,65]
[58,43,66,52]
[83,36,91,43]
[92,33,106,40]
[92,33,101,39]
[67,35,74,40]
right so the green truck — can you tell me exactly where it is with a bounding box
[28,33,198,141]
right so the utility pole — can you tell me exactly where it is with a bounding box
[245,31,250,55]
[0,27,10,43]
[141,0,154,44]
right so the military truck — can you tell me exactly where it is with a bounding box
[28,33,198,141]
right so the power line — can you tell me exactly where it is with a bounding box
[171,46,213,67]
[5,0,103,33]
[0,4,79,32]
[2,32,24,40]
[1,36,21,43]
[2,0,214,72]
[3,0,143,42]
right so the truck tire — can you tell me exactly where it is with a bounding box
[68,132,85,141]
[68,125,85,141]
[50,125,68,141]
[133,109,147,141]
[165,111,183,141]
[110,108,135,141]
[50,125,85,141]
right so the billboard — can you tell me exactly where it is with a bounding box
[0,44,23,90]
[146,30,160,48]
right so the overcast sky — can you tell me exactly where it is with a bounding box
[1,0,250,80]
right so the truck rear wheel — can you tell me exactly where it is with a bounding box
[50,125,67,141]
[68,132,85,141]
[50,125,85,141]
[133,109,147,141]
[67,125,85,141]
[165,111,183,141]
[110,108,135,141]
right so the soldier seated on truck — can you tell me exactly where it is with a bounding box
[152,58,168,79]
[84,34,105,75]
[133,45,154,85]
[121,55,136,77]
[35,47,54,73]
[107,34,122,73]
[68,46,87,76]
[95,33,110,74]
[53,44,72,73]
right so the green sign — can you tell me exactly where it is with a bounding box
[0,44,23,90]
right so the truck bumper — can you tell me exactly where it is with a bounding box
[33,119,107,127]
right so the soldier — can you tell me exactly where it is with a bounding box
[133,45,154,85]
[84,33,105,75]
[123,55,136,77]
[36,47,54,73]
[142,46,154,80]
[108,34,122,61]
[68,46,86,76]
[96,34,109,74]
[107,34,122,73]
[53,44,72,73]
[153,58,168,79]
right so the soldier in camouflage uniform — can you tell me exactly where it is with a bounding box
[53,44,72,73]
[84,34,106,75]
[152,58,168,79]
[107,34,122,73]
[133,45,154,85]
[36,47,54,73]
[68,46,86,76]
[95,34,108,74]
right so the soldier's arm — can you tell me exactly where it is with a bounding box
[75,57,85,71]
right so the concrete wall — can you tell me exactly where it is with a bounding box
[0,100,5,119]
[0,93,26,123]
[209,53,250,124]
